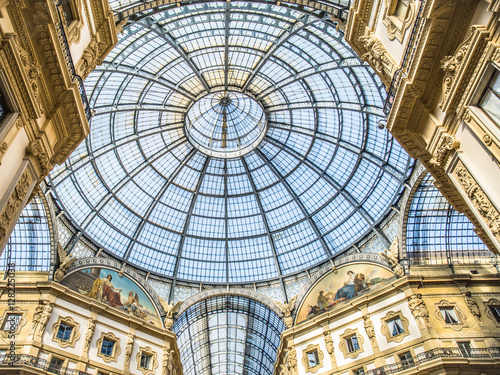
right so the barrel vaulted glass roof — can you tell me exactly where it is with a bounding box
[49,1,411,284]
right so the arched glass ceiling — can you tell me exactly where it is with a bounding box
[0,195,51,271]
[49,1,411,284]
[406,174,490,265]
[172,295,285,375]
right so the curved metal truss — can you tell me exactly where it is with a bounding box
[172,294,285,375]
[406,173,492,265]
[48,1,411,285]
[0,195,52,272]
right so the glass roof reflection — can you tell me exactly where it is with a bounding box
[49,1,411,284]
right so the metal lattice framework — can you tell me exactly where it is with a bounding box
[0,195,52,271]
[48,1,411,286]
[172,294,285,375]
[406,174,492,265]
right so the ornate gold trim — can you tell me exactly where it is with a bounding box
[483,298,500,325]
[453,161,500,242]
[0,307,28,338]
[51,315,81,348]
[382,0,416,42]
[434,300,467,331]
[136,346,159,375]
[380,310,410,343]
[96,331,121,363]
[301,343,324,374]
[339,328,364,360]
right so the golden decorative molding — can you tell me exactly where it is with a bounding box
[379,236,404,277]
[51,315,81,348]
[301,343,324,374]
[323,331,334,356]
[339,328,364,360]
[429,134,459,168]
[274,296,297,329]
[363,314,375,339]
[359,34,394,80]
[96,331,121,363]
[406,293,429,320]
[82,318,96,356]
[285,346,298,374]
[483,298,500,325]
[382,0,417,42]
[124,333,135,370]
[76,38,99,80]
[464,292,481,319]
[0,168,33,244]
[439,33,473,109]
[434,300,467,331]
[454,161,500,242]
[136,346,159,375]
[0,307,28,338]
[25,140,53,178]
[380,310,410,343]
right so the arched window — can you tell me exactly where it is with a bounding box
[405,174,491,265]
[173,294,285,375]
[0,195,52,271]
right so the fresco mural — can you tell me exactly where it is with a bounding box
[296,263,395,323]
[61,268,161,327]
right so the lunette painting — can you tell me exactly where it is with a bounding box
[296,263,395,323]
[61,267,161,327]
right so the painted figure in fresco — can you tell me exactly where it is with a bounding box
[334,271,367,301]
[85,274,123,306]
[317,291,328,310]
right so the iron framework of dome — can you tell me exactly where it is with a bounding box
[48,1,412,285]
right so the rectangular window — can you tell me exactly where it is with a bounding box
[307,350,319,368]
[353,367,365,375]
[479,70,500,126]
[56,323,73,341]
[439,307,459,324]
[399,351,414,368]
[140,353,152,369]
[490,306,500,322]
[345,334,360,353]
[387,317,405,336]
[2,314,22,331]
[101,339,115,356]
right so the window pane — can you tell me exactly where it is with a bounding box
[440,307,459,324]
[2,314,21,331]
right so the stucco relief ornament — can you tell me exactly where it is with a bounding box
[464,292,481,318]
[124,333,135,368]
[82,318,96,355]
[429,135,459,168]
[455,163,500,240]
[379,237,404,277]
[359,34,391,77]
[78,39,99,79]
[274,295,297,328]
[162,347,174,375]
[285,347,298,375]
[30,303,44,338]
[37,301,54,336]
[407,294,429,320]
[439,35,471,109]
[159,297,182,330]
[53,243,76,282]
[324,332,334,355]
[363,315,375,339]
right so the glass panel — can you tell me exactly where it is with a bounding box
[56,323,73,341]
[440,307,459,324]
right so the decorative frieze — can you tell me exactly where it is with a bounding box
[454,161,500,242]
[429,134,459,168]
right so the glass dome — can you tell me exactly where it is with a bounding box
[48,1,411,284]
[185,91,267,158]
